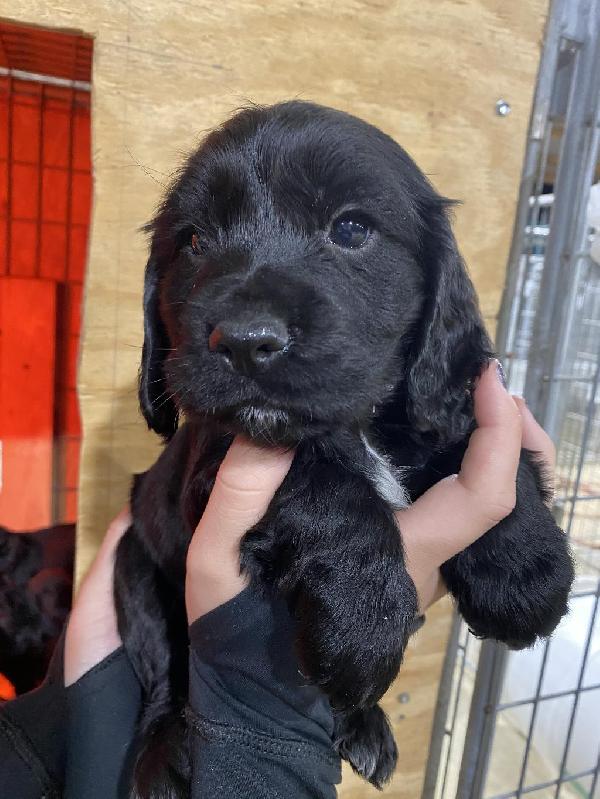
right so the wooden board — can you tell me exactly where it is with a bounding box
[8,0,547,570]
[4,2,548,794]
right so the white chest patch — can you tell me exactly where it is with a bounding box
[360,433,410,511]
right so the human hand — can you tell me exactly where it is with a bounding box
[64,507,131,686]
[66,360,556,683]
[400,361,556,611]
[186,363,556,622]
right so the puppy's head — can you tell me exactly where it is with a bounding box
[140,102,491,445]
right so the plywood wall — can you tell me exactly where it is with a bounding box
[5,1,547,795]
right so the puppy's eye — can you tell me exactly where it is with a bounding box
[191,233,201,255]
[328,216,371,249]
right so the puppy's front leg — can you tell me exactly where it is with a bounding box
[244,455,418,706]
[241,453,418,784]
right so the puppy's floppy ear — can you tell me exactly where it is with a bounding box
[139,251,179,440]
[406,198,493,443]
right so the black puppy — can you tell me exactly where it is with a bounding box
[114,101,573,797]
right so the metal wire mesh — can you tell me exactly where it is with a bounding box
[424,1,600,796]
[0,21,92,525]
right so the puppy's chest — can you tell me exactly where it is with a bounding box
[178,433,233,532]
[356,433,466,506]
[181,431,419,527]
[138,425,457,573]
[358,434,410,511]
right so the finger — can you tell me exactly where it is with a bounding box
[417,570,448,612]
[65,507,131,686]
[513,396,556,471]
[399,361,522,602]
[186,437,294,621]
[79,506,132,581]
[458,361,522,520]
[73,506,131,603]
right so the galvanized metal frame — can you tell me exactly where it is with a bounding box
[424,0,600,795]
[423,612,463,798]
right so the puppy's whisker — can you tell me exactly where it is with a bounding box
[153,391,179,411]
[151,387,177,406]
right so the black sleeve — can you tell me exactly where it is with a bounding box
[0,635,142,799]
[64,647,141,799]
[0,629,67,799]
[187,587,341,799]
[2,590,413,799]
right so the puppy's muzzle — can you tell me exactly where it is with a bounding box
[208,317,290,376]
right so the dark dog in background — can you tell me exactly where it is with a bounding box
[114,101,574,797]
[0,524,74,694]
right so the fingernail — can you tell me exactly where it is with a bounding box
[495,359,507,388]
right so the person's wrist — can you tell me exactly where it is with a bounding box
[64,610,122,686]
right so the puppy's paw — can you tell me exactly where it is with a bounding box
[295,570,418,710]
[334,705,398,788]
[441,514,574,649]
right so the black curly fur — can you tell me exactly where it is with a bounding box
[0,524,74,693]
[113,101,574,797]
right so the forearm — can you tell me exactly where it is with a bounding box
[0,632,141,799]
[64,647,141,799]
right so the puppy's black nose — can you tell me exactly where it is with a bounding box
[208,319,290,375]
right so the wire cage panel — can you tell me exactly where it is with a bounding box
[425,1,600,797]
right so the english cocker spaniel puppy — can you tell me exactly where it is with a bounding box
[114,101,573,796]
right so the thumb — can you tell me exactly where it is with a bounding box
[186,436,294,622]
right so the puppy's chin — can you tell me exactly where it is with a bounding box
[195,404,331,445]
[236,406,296,444]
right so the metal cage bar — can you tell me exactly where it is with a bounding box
[423,612,463,798]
